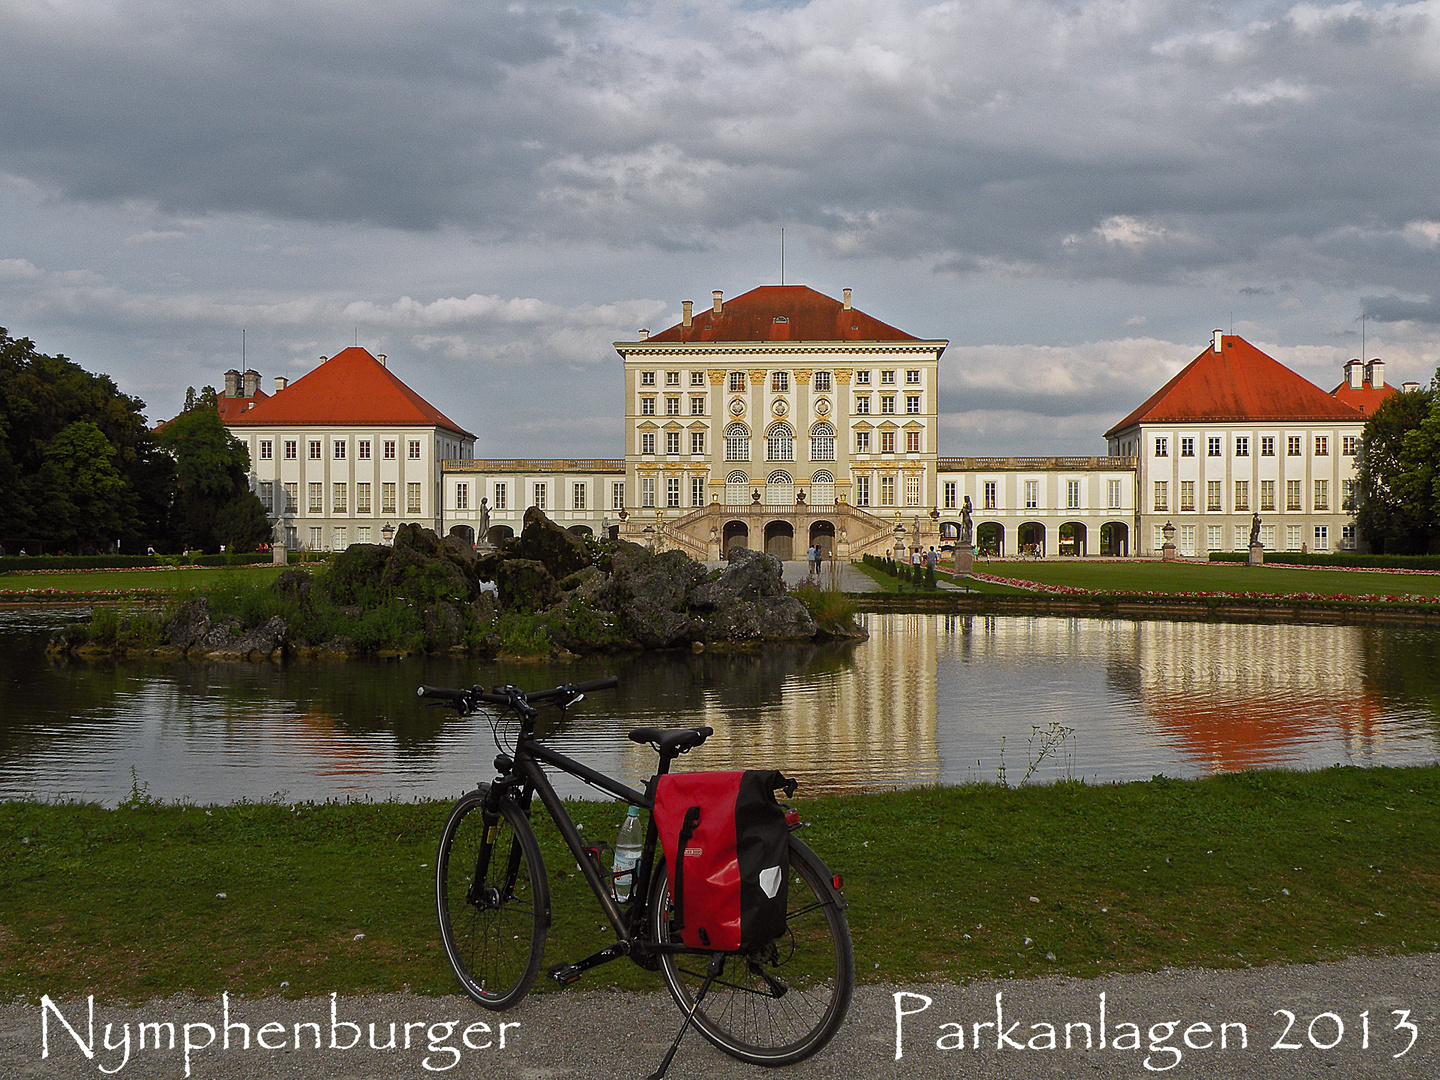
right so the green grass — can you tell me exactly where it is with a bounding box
[849,560,1031,596]
[965,559,1440,599]
[3,765,1437,1002]
[0,565,288,594]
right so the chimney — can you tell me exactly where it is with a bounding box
[223,369,241,397]
[1346,358,1364,389]
[319,356,328,363]
[1366,358,1385,388]
[682,300,693,327]
[712,290,723,314]
[1403,381,1421,393]
[1211,330,1223,353]
[274,377,289,393]
[377,353,387,367]
[639,328,649,340]
[242,369,260,397]
[843,288,852,311]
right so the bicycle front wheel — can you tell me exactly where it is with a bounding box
[436,789,549,1009]
[650,836,854,1066]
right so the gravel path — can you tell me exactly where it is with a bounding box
[5,953,1437,1079]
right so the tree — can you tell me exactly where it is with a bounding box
[154,404,270,552]
[1356,376,1440,554]
[37,421,138,551]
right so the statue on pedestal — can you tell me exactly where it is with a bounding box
[478,497,491,540]
[960,496,974,546]
[1249,511,1261,547]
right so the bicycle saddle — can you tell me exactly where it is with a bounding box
[627,726,713,757]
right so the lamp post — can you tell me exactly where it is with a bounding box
[1161,520,1177,562]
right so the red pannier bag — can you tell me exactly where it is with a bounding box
[652,770,796,951]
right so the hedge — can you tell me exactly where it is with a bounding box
[0,553,275,574]
[1208,551,1440,571]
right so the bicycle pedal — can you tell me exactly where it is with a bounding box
[547,963,583,986]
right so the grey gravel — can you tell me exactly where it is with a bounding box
[3,953,1437,1079]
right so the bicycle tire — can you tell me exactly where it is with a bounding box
[650,836,854,1066]
[436,788,549,1009]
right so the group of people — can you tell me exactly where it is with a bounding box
[805,544,829,575]
[911,546,940,571]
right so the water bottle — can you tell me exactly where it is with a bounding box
[612,804,643,902]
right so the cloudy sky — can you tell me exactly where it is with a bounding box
[3,0,1439,457]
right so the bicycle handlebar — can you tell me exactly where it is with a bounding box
[416,676,619,712]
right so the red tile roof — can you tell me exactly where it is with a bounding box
[1330,380,1398,417]
[216,389,268,423]
[226,348,474,437]
[1106,335,1364,437]
[641,285,927,344]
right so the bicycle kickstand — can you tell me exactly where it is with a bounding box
[644,953,724,1080]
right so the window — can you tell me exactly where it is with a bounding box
[771,371,789,393]
[493,482,508,510]
[1342,479,1358,511]
[356,483,371,514]
[984,481,997,509]
[1341,524,1356,549]
[308,482,323,513]
[1260,480,1276,512]
[1235,436,1249,457]
[1287,525,1302,551]
[309,527,323,550]
[1207,525,1223,552]
[640,397,656,416]
[1154,438,1168,457]
[407,483,422,514]
[906,369,921,384]
[880,475,895,506]
[1154,525,1167,551]
[284,440,297,460]
[1180,481,1195,512]
[1287,436,1302,456]
[905,475,921,506]
[1261,436,1275,456]
[1207,480,1222,511]
[691,476,705,507]
[1314,479,1329,510]
[408,440,421,460]
[1234,480,1250,511]
[905,430,921,453]
[854,474,871,506]
[1180,437,1195,457]
[532,482,546,510]
[724,423,750,461]
[811,471,834,504]
[665,370,680,386]
[665,431,680,455]
[572,482,586,510]
[259,481,274,511]
[1207,436,1221,457]
[381,483,397,514]
[333,483,347,512]
[854,370,871,385]
[1234,525,1248,550]
[880,369,896,385]
[814,371,831,392]
[260,440,273,460]
[666,477,680,507]
[283,483,297,514]
[944,481,957,509]
[358,440,371,460]
[1261,524,1275,549]
[641,477,656,507]
[334,440,346,460]
[1313,525,1329,551]
[1314,436,1329,456]
[640,370,656,386]
[357,527,370,544]
[880,431,896,453]
[1180,525,1196,556]
[1342,435,1358,456]
[855,430,871,453]
[905,394,921,415]
[1108,479,1122,509]
[728,371,746,392]
[690,370,706,386]
[665,396,681,416]
[880,395,896,414]
[1154,481,1169,512]
[690,396,705,415]
[612,482,625,510]
[854,395,871,414]
[641,432,656,455]
[384,440,396,460]
[455,483,468,511]
[1066,479,1081,510]
[690,431,705,455]
[766,422,794,461]
[1025,480,1039,510]
[1286,479,1302,510]
[810,422,835,461]
[309,440,321,460]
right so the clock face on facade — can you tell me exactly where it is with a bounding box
[729,397,746,416]
[771,398,788,417]
[814,397,831,416]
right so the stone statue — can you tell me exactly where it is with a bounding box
[478,497,491,538]
[960,495,974,546]
[1249,511,1261,547]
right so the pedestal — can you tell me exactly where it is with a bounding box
[1248,543,1264,566]
[1162,542,1177,562]
[953,542,974,576]
[271,543,288,566]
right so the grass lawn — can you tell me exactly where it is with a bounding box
[965,559,1440,599]
[0,565,289,594]
[849,560,1034,596]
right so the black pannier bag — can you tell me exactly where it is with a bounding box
[652,770,796,951]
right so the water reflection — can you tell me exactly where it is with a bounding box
[0,609,1435,805]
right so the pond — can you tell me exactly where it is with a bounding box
[1,607,1437,806]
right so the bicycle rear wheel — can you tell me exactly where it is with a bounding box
[650,836,853,1065]
[436,788,549,1009]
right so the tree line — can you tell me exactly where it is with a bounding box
[0,328,269,556]
[1357,370,1440,555]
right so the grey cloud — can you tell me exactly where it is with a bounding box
[1363,294,1440,325]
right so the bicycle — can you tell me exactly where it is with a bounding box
[417,676,854,1071]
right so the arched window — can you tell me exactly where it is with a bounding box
[810,470,835,506]
[766,470,794,506]
[809,422,835,462]
[766,422,794,462]
[725,470,749,504]
[724,422,750,462]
